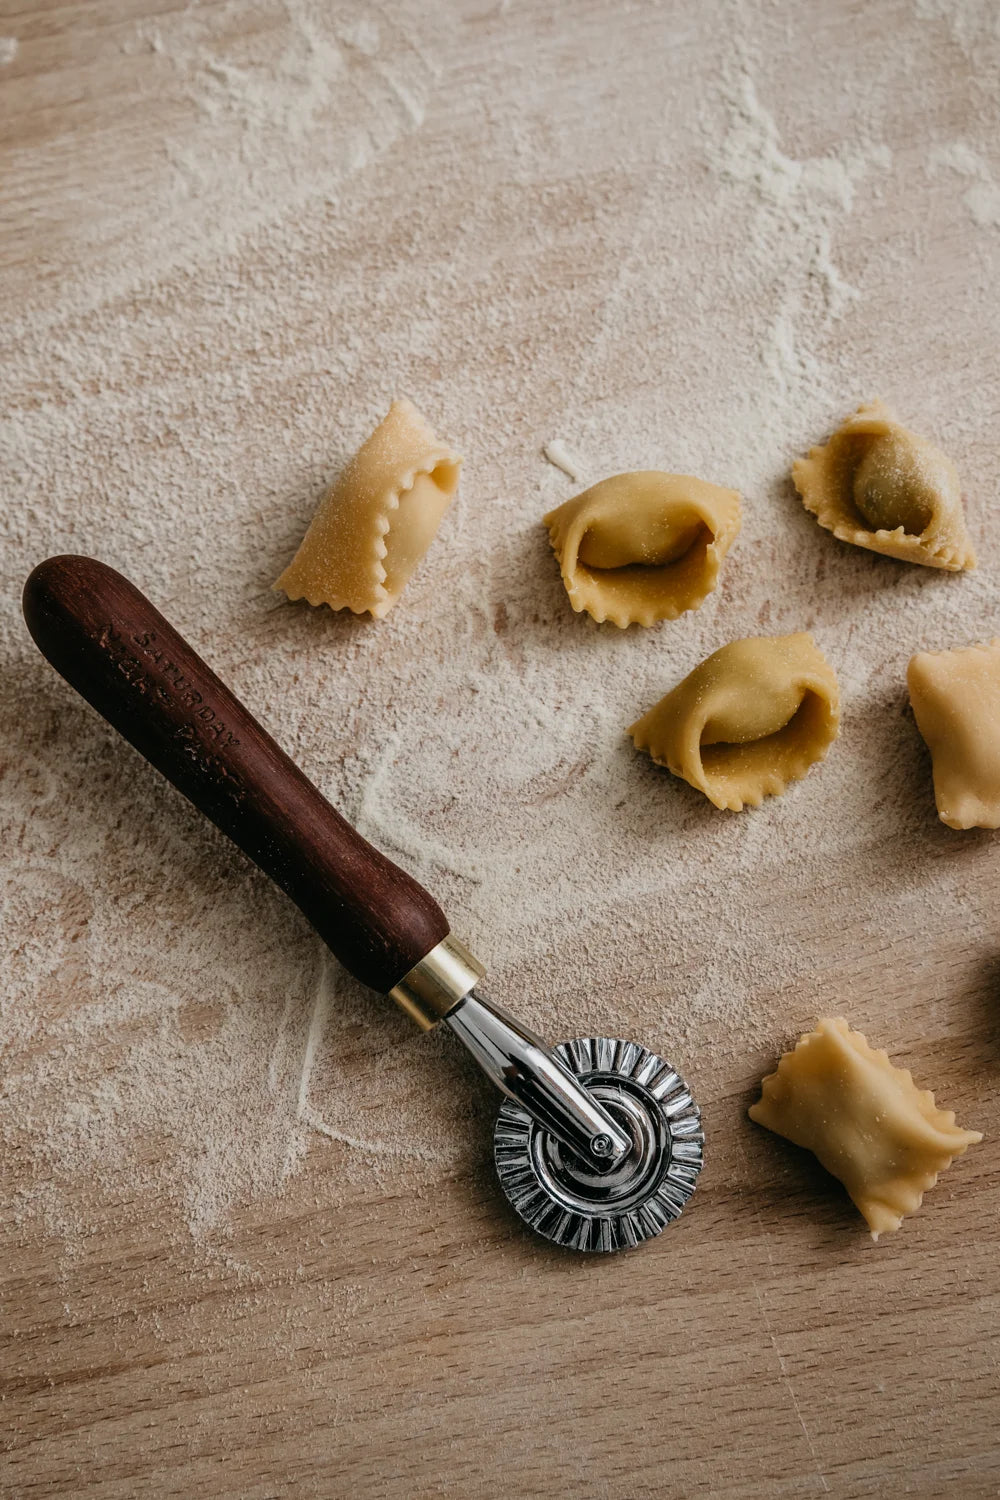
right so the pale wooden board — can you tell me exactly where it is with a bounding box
[2,1,1000,1497]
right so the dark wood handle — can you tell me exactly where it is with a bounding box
[22,555,450,995]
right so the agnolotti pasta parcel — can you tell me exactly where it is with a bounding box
[908,639,1000,830]
[275,399,461,619]
[792,400,975,571]
[749,1018,981,1239]
[544,471,741,627]
[629,633,839,810]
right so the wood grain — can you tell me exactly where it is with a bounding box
[2,2,1000,1498]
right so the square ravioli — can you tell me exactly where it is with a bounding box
[749,1018,981,1238]
[908,640,1000,830]
[274,399,461,619]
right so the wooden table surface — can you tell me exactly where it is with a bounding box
[3,2,1000,1496]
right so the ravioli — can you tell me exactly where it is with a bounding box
[749,1018,981,1239]
[544,471,741,627]
[792,400,975,570]
[275,399,461,619]
[908,640,1000,829]
[629,633,839,810]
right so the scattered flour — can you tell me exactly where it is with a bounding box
[0,36,17,65]
[930,142,1000,229]
[1,0,999,1248]
[712,55,891,396]
[5,0,447,332]
[916,0,1000,56]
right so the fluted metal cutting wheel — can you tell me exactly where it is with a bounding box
[494,1036,704,1252]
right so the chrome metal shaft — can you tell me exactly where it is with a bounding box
[445,990,632,1168]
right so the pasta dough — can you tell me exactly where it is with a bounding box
[749,1018,981,1239]
[543,472,741,627]
[908,639,1000,829]
[275,399,461,618]
[629,634,839,810]
[792,400,975,571]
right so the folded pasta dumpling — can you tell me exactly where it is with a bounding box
[275,399,461,619]
[792,400,975,570]
[629,633,839,811]
[544,471,741,627]
[749,1018,982,1239]
[908,639,1000,829]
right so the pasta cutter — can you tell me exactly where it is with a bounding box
[22,556,703,1252]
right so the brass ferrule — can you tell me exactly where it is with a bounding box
[389,934,486,1030]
